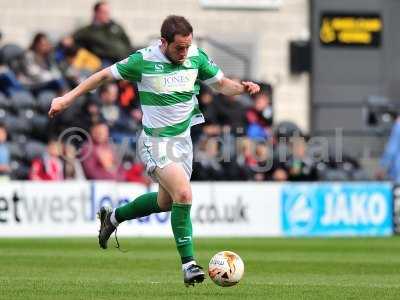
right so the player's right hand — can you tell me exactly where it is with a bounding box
[48,96,68,118]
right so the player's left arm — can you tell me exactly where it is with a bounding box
[211,77,260,96]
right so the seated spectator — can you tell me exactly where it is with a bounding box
[236,137,257,180]
[29,139,64,180]
[214,89,247,136]
[192,136,224,181]
[0,57,24,97]
[123,154,151,185]
[73,1,133,64]
[98,83,139,144]
[252,142,274,181]
[377,116,400,182]
[271,167,289,181]
[250,141,289,181]
[286,137,317,181]
[56,36,102,86]
[81,122,124,180]
[246,91,273,140]
[71,97,104,133]
[0,123,10,179]
[21,32,66,95]
[0,32,24,96]
[63,143,86,180]
[196,86,221,138]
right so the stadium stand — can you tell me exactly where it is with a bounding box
[0,30,367,182]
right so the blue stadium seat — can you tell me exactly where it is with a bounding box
[37,90,56,113]
[0,44,25,76]
[0,93,12,114]
[4,115,31,135]
[0,44,24,62]
[11,91,37,110]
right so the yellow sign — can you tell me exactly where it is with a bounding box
[320,13,382,47]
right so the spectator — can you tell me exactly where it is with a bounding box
[98,82,139,143]
[272,167,289,181]
[0,54,24,97]
[252,142,274,181]
[63,143,86,180]
[246,91,273,140]
[21,32,66,95]
[286,137,317,181]
[192,137,224,181]
[236,138,257,180]
[29,139,64,180]
[73,97,104,132]
[81,122,124,180]
[197,86,221,138]
[378,116,400,182]
[213,90,247,136]
[56,36,102,86]
[0,32,25,96]
[250,141,289,181]
[73,1,133,64]
[0,123,10,179]
[123,155,151,185]
[0,64,24,97]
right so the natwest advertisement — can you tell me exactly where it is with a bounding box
[0,181,282,237]
[0,182,91,236]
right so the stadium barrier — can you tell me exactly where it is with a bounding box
[0,181,393,237]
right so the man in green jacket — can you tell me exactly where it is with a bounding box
[73,1,133,64]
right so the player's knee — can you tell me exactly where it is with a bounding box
[173,187,192,204]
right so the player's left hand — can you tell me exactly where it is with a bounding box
[242,81,260,95]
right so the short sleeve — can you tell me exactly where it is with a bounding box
[110,52,143,82]
[197,48,223,84]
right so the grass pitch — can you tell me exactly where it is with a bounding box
[1,237,400,299]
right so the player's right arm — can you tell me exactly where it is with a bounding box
[48,67,114,118]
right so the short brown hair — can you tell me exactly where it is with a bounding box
[93,1,107,12]
[161,15,193,43]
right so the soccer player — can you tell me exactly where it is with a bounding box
[49,15,260,286]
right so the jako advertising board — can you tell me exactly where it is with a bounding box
[281,183,393,236]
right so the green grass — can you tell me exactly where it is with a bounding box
[1,237,400,299]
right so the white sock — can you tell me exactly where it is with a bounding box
[110,209,119,227]
[182,260,196,271]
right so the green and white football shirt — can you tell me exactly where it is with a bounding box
[110,41,223,137]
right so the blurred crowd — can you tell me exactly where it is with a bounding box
[0,1,367,183]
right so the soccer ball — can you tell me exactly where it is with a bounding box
[208,251,244,287]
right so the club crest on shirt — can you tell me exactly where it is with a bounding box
[155,63,164,71]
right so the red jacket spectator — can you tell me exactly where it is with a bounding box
[124,163,151,185]
[81,123,124,180]
[29,140,64,180]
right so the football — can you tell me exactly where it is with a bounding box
[208,251,244,287]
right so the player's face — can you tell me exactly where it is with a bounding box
[164,34,192,65]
